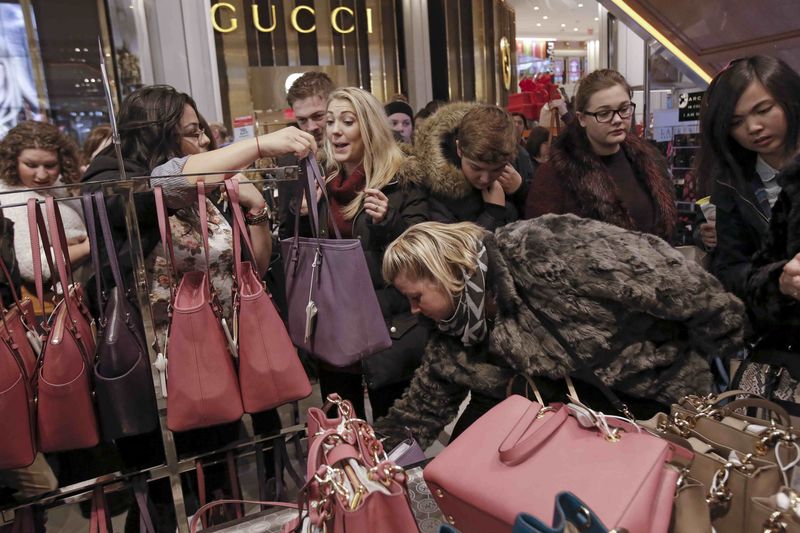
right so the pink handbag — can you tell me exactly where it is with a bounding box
[224,179,311,413]
[155,185,243,432]
[424,395,688,533]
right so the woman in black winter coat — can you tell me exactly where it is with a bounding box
[697,56,800,303]
[309,87,431,420]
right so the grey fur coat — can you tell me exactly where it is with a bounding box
[375,215,745,448]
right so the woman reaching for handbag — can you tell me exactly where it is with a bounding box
[373,217,746,449]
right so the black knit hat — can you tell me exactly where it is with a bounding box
[384,101,414,126]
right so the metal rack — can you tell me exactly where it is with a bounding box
[0,169,305,532]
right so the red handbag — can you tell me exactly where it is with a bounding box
[424,395,686,533]
[224,179,311,413]
[30,197,99,453]
[0,254,39,469]
[155,184,243,432]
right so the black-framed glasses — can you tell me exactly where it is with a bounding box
[582,103,636,123]
[182,128,206,143]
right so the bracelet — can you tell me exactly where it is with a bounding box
[255,136,262,159]
[245,204,271,225]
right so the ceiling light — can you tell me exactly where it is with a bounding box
[533,5,539,9]
[542,15,548,19]
[561,23,566,27]
[536,22,542,26]
[594,17,599,20]
[573,27,579,31]
[578,3,584,6]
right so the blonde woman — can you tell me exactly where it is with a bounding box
[373,217,745,448]
[310,87,430,420]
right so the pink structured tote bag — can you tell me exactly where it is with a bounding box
[424,395,687,533]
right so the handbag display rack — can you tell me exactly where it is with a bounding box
[0,168,315,533]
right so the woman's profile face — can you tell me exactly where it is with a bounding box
[729,80,788,161]
[392,273,455,322]
[178,104,211,156]
[17,148,60,188]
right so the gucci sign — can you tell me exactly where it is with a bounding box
[210,2,374,34]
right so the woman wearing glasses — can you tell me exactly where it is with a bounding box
[524,69,676,241]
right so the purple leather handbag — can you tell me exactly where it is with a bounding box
[83,191,158,440]
[280,156,390,367]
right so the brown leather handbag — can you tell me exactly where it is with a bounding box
[224,179,311,413]
[30,197,99,453]
[155,185,243,432]
[83,191,158,440]
[0,259,36,470]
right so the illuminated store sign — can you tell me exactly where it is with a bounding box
[210,2,374,34]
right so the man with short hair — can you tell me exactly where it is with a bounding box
[278,71,335,239]
[286,71,334,145]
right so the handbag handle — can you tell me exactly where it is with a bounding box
[153,186,177,304]
[498,401,569,466]
[27,199,57,320]
[719,398,792,427]
[44,197,83,329]
[291,156,343,243]
[189,498,299,533]
[530,307,633,419]
[88,486,110,533]
[223,179,258,285]
[131,475,156,533]
[196,451,244,530]
[82,193,105,315]
[82,192,130,312]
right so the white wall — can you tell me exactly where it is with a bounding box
[142,0,223,122]
[402,0,433,112]
[616,24,644,87]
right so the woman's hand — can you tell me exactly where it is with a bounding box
[258,127,317,159]
[481,180,506,206]
[364,188,389,223]
[779,253,800,300]
[497,164,522,195]
[699,221,717,249]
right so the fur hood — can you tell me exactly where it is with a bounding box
[548,126,677,238]
[376,215,745,448]
[414,102,479,199]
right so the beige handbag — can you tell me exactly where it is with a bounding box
[746,488,800,533]
[647,392,800,533]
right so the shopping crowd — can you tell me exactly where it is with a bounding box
[0,55,798,531]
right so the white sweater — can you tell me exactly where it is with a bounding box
[0,180,87,283]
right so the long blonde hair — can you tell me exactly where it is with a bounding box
[382,222,486,296]
[324,87,406,220]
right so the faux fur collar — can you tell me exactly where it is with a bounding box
[548,127,676,238]
[413,102,480,199]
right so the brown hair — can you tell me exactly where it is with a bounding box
[574,69,632,112]
[80,123,112,166]
[525,126,551,159]
[456,105,517,164]
[287,71,335,107]
[0,121,81,185]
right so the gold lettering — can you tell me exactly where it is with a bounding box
[210,2,237,33]
[252,3,277,33]
[330,6,355,34]
[290,5,316,34]
[366,8,373,33]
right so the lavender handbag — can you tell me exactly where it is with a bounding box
[280,156,391,367]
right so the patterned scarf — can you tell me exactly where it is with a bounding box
[437,242,489,346]
[327,164,366,238]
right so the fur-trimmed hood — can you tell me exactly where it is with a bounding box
[413,102,479,199]
[548,126,677,238]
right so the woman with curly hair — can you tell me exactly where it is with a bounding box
[0,121,90,308]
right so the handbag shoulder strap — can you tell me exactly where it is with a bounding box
[196,182,214,293]
[529,307,633,419]
[82,193,105,313]
[27,199,56,319]
[93,191,128,295]
[223,179,254,284]
[292,156,342,242]
[153,186,177,303]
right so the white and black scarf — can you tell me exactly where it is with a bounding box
[437,242,488,346]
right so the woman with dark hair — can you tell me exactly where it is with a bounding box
[523,69,676,241]
[696,56,800,300]
[696,56,800,406]
[525,125,551,175]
